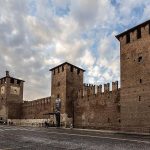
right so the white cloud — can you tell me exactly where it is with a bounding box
[0,0,149,100]
[80,50,96,67]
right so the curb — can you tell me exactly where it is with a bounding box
[70,128,150,136]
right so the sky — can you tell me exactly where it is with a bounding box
[0,0,150,100]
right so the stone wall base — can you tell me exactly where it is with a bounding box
[7,113,73,128]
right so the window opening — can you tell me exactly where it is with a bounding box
[140,79,142,83]
[139,96,141,101]
[62,66,64,72]
[17,80,21,85]
[137,28,141,39]
[126,33,130,43]
[77,69,80,74]
[70,66,73,72]
[138,56,142,62]
[10,78,14,84]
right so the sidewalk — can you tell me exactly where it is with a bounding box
[68,128,150,136]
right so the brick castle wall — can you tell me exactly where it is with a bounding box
[22,97,51,119]
[74,82,120,130]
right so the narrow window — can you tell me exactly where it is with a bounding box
[137,28,141,39]
[118,119,121,123]
[62,66,64,72]
[53,70,55,75]
[108,118,110,123]
[58,67,60,73]
[10,78,14,84]
[138,56,142,62]
[77,69,80,75]
[17,80,21,85]
[70,65,73,72]
[139,96,141,101]
[57,82,60,86]
[140,79,142,83]
[126,33,130,43]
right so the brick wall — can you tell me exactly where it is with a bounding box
[74,82,120,130]
[22,97,51,119]
[117,20,150,132]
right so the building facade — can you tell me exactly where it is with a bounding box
[0,20,150,133]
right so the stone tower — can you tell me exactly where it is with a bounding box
[0,71,24,120]
[116,20,150,132]
[50,62,85,125]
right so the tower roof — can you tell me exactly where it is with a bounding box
[116,19,150,40]
[49,62,85,72]
[0,71,25,82]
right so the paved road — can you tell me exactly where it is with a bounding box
[0,125,150,150]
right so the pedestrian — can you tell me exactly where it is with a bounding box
[70,123,73,129]
[45,121,48,128]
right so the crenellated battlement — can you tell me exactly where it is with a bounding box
[78,81,119,98]
[104,83,110,92]
[83,83,96,96]
[23,97,51,107]
[112,81,118,91]
[50,62,85,76]
[97,85,102,94]
[116,20,150,46]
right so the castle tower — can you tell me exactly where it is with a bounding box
[0,71,24,120]
[50,62,85,125]
[116,20,150,131]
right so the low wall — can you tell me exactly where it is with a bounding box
[8,119,49,127]
[8,113,73,128]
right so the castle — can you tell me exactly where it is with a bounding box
[0,20,150,133]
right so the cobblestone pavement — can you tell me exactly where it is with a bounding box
[0,125,150,150]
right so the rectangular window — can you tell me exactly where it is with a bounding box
[77,69,80,75]
[53,70,55,75]
[62,66,64,72]
[138,56,142,62]
[70,66,73,72]
[17,80,21,85]
[139,96,141,101]
[126,33,130,43]
[58,67,60,73]
[140,79,142,83]
[10,78,14,84]
[137,28,141,39]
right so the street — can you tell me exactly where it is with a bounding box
[0,125,150,150]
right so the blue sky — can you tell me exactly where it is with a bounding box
[0,0,150,100]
